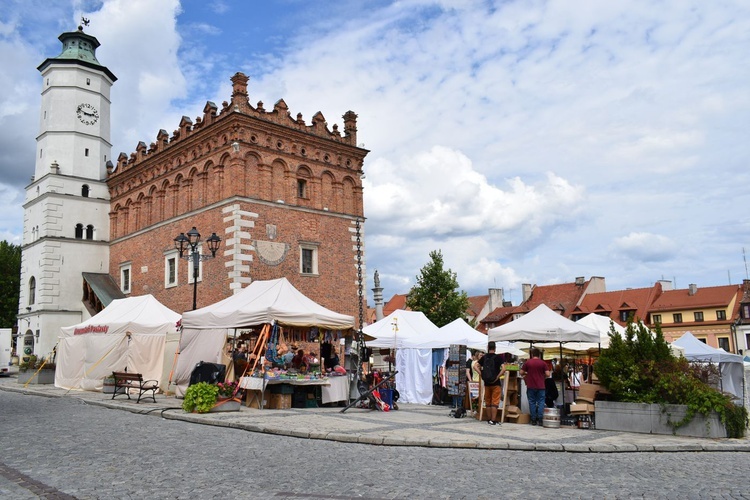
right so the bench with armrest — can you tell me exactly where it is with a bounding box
[111,371,159,403]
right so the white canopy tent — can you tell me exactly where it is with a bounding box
[673,332,745,400]
[363,310,439,404]
[488,304,600,344]
[55,295,180,392]
[173,278,355,396]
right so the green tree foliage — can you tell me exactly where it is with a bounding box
[0,241,21,327]
[405,250,470,328]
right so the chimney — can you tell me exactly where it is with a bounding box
[522,284,533,302]
[688,284,697,296]
[488,288,504,312]
[575,276,585,286]
[657,279,673,291]
[502,301,512,307]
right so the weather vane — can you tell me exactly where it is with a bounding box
[81,17,90,27]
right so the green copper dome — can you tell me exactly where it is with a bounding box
[56,27,101,64]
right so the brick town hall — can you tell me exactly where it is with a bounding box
[15,25,369,360]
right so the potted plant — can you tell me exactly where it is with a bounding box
[182,381,242,413]
[18,355,56,385]
[182,382,219,413]
[594,321,748,438]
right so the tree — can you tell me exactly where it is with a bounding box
[0,240,21,327]
[405,250,470,328]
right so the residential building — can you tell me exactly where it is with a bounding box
[647,283,742,351]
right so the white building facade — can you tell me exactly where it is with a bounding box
[16,26,117,360]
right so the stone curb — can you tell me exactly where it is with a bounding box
[3,384,750,453]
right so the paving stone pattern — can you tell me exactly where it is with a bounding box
[2,391,750,499]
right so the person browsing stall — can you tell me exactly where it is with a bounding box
[520,347,551,426]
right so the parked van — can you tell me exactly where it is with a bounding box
[0,328,12,376]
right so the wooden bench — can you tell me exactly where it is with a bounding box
[111,371,159,403]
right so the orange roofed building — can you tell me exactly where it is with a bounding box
[571,281,668,325]
[647,283,742,351]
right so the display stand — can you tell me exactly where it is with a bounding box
[500,369,521,423]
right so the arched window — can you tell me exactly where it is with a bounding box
[29,277,36,305]
[82,185,90,197]
[86,225,94,240]
[75,223,83,239]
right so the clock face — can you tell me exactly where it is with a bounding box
[76,103,99,125]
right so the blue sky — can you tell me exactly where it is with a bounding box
[1,0,750,305]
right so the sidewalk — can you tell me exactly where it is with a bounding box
[2,375,748,453]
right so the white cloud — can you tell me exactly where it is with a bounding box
[612,232,677,262]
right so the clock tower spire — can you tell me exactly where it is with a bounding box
[16,25,118,360]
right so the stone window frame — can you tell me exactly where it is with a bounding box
[299,241,319,276]
[120,262,132,294]
[164,250,178,289]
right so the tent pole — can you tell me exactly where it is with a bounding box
[559,342,565,415]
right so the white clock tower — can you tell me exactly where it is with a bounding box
[16,24,117,361]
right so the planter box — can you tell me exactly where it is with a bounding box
[209,399,241,413]
[102,382,117,394]
[595,401,726,438]
[17,370,55,385]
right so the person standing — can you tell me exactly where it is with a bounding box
[478,342,505,426]
[520,347,551,426]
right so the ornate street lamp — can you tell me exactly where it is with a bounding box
[173,226,221,310]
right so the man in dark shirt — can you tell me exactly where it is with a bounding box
[520,347,551,426]
[478,342,505,426]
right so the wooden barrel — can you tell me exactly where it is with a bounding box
[542,407,560,428]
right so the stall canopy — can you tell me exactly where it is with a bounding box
[173,278,355,396]
[673,331,744,400]
[56,295,180,392]
[487,304,600,344]
[181,277,355,330]
[363,309,439,348]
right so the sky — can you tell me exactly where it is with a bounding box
[1,0,749,305]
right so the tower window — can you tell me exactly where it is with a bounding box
[297,179,307,199]
[28,277,36,306]
[75,223,83,239]
[86,78,90,85]
[86,224,94,240]
[85,148,89,157]
[40,149,42,158]
[81,185,89,197]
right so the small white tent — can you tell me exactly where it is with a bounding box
[363,310,439,404]
[173,278,355,396]
[56,295,180,392]
[402,318,488,351]
[364,309,439,348]
[673,331,745,400]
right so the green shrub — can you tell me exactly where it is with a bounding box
[594,320,748,438]
[182,382,219,413]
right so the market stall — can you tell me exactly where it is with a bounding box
[364,309,439,404]
[56,294,180,392]
[172,278,355,403]
[487,304,600,418]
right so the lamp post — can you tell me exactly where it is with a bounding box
[173,226,222,310]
